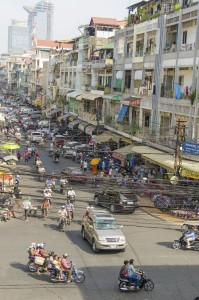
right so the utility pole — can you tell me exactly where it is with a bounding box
[173,119,186,176]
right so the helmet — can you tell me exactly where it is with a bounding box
[31,242,36,248]
[61,205,65,209]
[63,253,68,258]
[39,243,44,249]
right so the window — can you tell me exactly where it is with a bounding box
[182,31,187,44]
[83,100,90,112]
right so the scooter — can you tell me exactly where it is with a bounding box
[173,233,199,250]
[118,270,154,292]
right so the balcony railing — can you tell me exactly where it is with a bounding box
[180,43,195,51]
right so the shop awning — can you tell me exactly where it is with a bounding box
[120,137,133,144]
[94,131,121,143]
[82,94,102,101]
[67,91,81,98]
[102,94,121,101]
[78,121,89,131]
[59,113,72,120]
[85,125,96,135]
[68,119,82,129]
[131,145,199,173]
[117,105,128,122]
[76,95,83,100]
[112,145,134,161]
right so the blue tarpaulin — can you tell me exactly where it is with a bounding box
[174,84,182,99]
[117,105,128,122]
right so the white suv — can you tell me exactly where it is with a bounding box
[29,131,43,143]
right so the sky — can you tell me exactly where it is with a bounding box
[0,0,133,51]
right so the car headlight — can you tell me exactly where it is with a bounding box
[98,237,106,242]
[120,237,126,242]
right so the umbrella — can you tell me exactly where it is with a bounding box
[90,158,101,166]
[3,155,18,162]
[2,143,20,150]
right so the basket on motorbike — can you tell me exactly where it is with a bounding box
[34,256,45,265]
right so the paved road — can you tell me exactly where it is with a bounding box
[0,145,199,300]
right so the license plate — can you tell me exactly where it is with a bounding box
[127,202,134,205]
[111,245,117,249]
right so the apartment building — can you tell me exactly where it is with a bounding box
[103,0,199,145]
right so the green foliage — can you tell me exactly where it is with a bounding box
[105,115,113,125]
[174,4,182,11]
[188,90,196,105]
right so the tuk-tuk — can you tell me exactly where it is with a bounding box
[54,135,65,148]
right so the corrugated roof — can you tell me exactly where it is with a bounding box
[90,17,119,27]
[36,40,73,50]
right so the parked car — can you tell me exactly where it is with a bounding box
[94,190,139,213]
[81,208,126,252]
[61,167,87,183]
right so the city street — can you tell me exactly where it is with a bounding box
[0,147,199,300]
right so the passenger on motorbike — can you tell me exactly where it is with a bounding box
[28,242,36,257]
[65,200,74,219]
[185,226,196,248]
[119,260,129,279]
[61,253,72,282]
[127,259,141,290]
[58,206,68,227]
[35,243,49,275]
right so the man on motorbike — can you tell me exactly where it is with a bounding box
[58,206,68,227]
[65,200,74,219]
[127,259,141,290]
[119,260,129,279]
[61,253,72,283]
[46,177,53,188]
[60,176,68,188]
[185,226,196,248]
[38,164,45,177]
[54,150,60,161]
[67,188,76,200]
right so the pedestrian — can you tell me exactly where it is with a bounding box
[24,149,29,164]
[23,197,32,221]
[108,167,113,178]
[17,150,21,162]
[83,160,88,172]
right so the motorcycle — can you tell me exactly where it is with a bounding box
[67,195,75,204]
[28,257,53,273]
[173,233,199,250]
[49,150,54,157]
[67,211,73,225]
[50,261,85,283]
[54,157,59,163]
[118,271,154,292]
[58,216,67,231]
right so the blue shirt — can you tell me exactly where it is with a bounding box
[127,264,136,276]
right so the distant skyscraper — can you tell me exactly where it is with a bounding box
[23,0,54,48]
[8,19,29,54]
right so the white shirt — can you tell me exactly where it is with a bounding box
[23,201,32,210]
[68,190,76,197]
[58,209,68,218]
[83,161,88,168]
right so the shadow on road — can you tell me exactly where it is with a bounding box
[156,241,174,249]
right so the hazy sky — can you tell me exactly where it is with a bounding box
[0,0,132,51]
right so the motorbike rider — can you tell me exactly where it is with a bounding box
[35,243,49,275]
[28,242,36,257]
[127,259,141,290]
[61,253,72,283]
[54,150,60,160]
[38,164,45,176]
[67,187,76,200]
[184,225,196,248]
[60,176,68,188]
[65,199,74,219]
[119,260,129,279]
[58,206,68,227]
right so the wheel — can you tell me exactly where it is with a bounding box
[81,227,86,240]
[94,196,99,206]
[181,224,189,232]
[144,279,154,291]
[119,281,128,291]
[28,262,37,272]
[110,204,115,213]
[173,240,181,249]
[74,272,85,283]
[92,240,99,253]
[194,242,199,251]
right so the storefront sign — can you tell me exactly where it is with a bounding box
[181,169,199,180]
[183,142,199,156]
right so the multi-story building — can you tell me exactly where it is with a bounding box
[8,19,29,54]
[24,0,54,49]
[101,0,199,145]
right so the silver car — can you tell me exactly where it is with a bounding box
[81,208,126,253]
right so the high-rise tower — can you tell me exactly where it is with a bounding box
[23,0,54,48]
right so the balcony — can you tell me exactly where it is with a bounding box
[180,43,195,52]
[78,111,100,125]
[92,58,113,68]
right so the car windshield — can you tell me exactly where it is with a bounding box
[95,219,120,230]
[120,193,128,201]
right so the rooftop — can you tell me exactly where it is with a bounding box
[90,17,120,27]
[36,40,73,50]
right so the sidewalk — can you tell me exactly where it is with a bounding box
[138,196,188,223]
